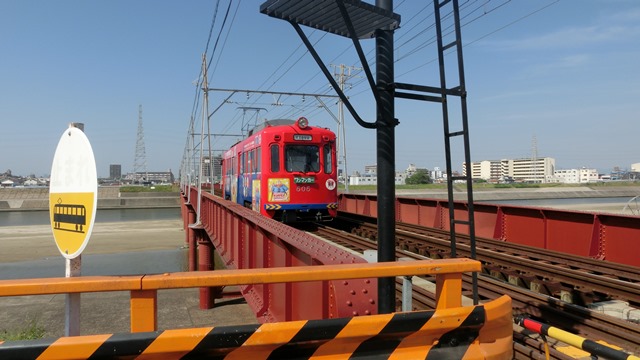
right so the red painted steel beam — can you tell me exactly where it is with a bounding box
[183,188,378,323]
[339,193,640,267]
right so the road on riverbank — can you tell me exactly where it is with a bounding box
[0,219,257,338]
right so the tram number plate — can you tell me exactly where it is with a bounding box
[293,134,312,141]
[294,177,315,184]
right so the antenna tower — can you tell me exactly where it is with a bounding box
[133,104,148,182]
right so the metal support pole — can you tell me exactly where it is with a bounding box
[181,200,189,245]
[376,0,396,315]
[399,257,413,312]
[197,231,215,309]
[65,256,81,336]
[188,208,197,272]
[402,276,413,312]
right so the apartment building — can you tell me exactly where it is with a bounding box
[465,157,556,183]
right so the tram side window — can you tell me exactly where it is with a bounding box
[232,156,236,176]
[271,145,280,172]
[324,144,332,174]
[252,149,256,173]
[257,148,261,172]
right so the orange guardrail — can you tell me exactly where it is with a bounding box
[0,258,514,359]
[0,258,480,333]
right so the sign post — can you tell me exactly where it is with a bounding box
[49,123,97,336]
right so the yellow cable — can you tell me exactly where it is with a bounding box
[541,334,550,360]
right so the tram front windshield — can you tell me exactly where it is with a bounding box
[285,145,319,173]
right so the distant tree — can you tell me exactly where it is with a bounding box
[406,169,431,184]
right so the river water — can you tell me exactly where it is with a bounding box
[0,198,634,280]
[0,208,186,280]
[0,208,181,227]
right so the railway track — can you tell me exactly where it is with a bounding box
[334,211,640,307]
[310,216,640,357]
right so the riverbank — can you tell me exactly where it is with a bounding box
[379,185,640,201]
[0,219,258,338]
[2,185,639,213]
[0,187,180,211]
[0,219,185,263]
[348,185,640,215]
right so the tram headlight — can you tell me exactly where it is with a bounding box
[297,117,309,129]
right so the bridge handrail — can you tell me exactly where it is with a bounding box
[0,258,480,333]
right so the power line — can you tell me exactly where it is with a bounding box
[206,0,235,69]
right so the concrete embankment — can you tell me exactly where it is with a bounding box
[357,186,640,202]
[0,187,180,211]
[2,185,639,211]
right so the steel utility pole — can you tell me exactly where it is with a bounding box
[332,64,361,192]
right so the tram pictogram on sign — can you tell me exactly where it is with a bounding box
[52,201,88,233]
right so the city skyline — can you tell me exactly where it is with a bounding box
[1,1,639,178]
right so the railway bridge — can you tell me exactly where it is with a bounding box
[2,185,640,358]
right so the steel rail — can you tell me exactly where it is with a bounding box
[397,220,640,283]
[312,223,640,355]
[335,212,640,304]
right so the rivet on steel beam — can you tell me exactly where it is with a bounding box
[352,311,358,316]
[364,310,371,315]
[350,290,356,295]
[362,289,368,294]
[369,299,375,304]
[343,281,349,285]
[346,301,352,306]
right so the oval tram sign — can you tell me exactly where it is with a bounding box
[49,125,98,259]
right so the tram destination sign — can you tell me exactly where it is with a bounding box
[294,176,315,184]
[49,125,98,259]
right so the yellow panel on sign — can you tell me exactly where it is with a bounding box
[49,192,95,257]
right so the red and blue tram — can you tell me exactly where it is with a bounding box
[221,117,338,222]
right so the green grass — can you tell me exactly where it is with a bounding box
[119,185,178,193]
[0,319,46,341]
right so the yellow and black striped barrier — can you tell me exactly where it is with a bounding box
[0,295,512,359]
[517,316,640,360]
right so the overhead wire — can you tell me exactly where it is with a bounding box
[346,0,558,96]
[189,0,560,155]
[210,0,242,81]
[183,0,223,176]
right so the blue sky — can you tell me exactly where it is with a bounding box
[1,0,638,178]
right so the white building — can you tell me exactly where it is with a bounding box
[551,168,599,184]
[364,164,377,174]
[349,171,407,186]
[467,160,502,182]
[465,157,556,183]
[431,167,444,181]
[632,163,640,172]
